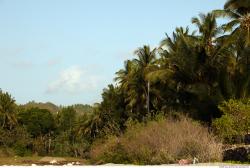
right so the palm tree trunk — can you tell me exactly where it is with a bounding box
[147,81,150,114]
[2,115,6,129]
[248,27,250,72]
[48,132,51,154]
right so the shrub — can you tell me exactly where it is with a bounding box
[0,127,32,156]
[0,147,15,157]
[90,136,129,164]
[13,143,32,156]
[212,99,250,143]
[90,115,222,164]
[53,131,91,158]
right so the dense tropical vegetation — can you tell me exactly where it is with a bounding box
[0,0,250,164]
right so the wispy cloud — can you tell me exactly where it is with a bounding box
[0,47,36,69]
[12,60,34,69]
[47,57,62,67]
[46,66,102,94]
[0,47,24,58]
[114,50,134,60]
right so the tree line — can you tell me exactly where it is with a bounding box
[82,0,250,140]
[0,0,250,158]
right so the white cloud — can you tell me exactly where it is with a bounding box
[46,66,102,94]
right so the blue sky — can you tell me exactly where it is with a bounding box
[0,0,226,105]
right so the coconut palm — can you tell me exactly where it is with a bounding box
[224,0,250,15]
[191,13,222,56]
[115,60,135,92]
[76,106,102,140]
[133,45,157,113]
[213,0,250,98]
[159,22,233,121]
[0,90,17,130]
[214,0,250,56]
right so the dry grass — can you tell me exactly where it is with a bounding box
[90,116,223,164]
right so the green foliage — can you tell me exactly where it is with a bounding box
[18,108,55,137]
[1,0,250,160]
[72,104,93,116]
[13,143,32,157]
[0,90,17,130]
[0,127,31,156]
[213,99,250,143]
[57,106,76,132]
[90,136,129,164]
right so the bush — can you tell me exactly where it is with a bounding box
[0,127,32,156]
[90,136,129,164]
[90,115,222,164]
[212,99,250,143]
[0,147,15,157]
[53,131,91,158]
[32,137,47,156]
[13,143,32,156]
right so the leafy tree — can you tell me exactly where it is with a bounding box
[18,108,55,138]
[212,99,250,142]
[18,108,56,155]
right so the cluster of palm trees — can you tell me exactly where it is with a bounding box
[1,0,249,144]
[78,0,250,139]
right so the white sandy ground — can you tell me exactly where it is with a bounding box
[0,163,249,168]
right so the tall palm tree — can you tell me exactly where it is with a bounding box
[192,13,237,99]
[115,60,134,92]
[213,0,250,48]
[191,13,222,56]
[0,90,17,130]
[213,0,250,98]
[76,105,102,140]
[115,45,156,120]
[159,23,232,121]
[134,45,156,69]
[134,45,157,114]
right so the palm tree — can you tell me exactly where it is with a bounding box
[224,0,250,15]
[76,105,102,140]
[159,23,232,121]
[115,45,157,120]
[213,0,250,49]
[192,13,237,99]
[99,84,126,133]
[213,0,250,98]
[191,13,222,56]
[134,45,157,114]
[115,60,134,92]
[0,90,17,130]
[134,45,156,69]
